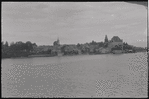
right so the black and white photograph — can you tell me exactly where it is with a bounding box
[2,1,148,98]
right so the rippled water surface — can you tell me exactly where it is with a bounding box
[2,53,148,98]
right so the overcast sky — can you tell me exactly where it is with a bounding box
[2,2,147,47]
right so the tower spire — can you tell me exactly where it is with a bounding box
[104,35,108,43]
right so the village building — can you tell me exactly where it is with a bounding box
[99,35,123,54]
[33,45,53,53]
[108,36,123,53]
[109,36,123,47]
[33,35,124,55]
[52,38,63,56]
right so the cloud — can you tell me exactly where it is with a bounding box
[2,2,49,20]
[2,2,147,46]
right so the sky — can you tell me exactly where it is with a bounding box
[2,2,147,47]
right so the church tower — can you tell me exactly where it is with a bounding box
[57,37,62,56]
[104,35,108,43]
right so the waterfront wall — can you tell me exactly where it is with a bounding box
[112,50,123,54]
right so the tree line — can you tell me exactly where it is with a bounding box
[2,41,37,58]
[2,40,146,58]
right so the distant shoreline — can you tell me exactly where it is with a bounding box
[2,51,147,59]
[28,54,55,57]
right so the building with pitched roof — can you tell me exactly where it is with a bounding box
[108,36,123,53]
[108,36,123,48]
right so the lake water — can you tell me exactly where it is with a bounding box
[2,52,148,98]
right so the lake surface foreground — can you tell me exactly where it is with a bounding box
[2,52,148,98]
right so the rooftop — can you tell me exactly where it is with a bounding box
[111,36,122,42]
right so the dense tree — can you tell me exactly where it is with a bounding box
[2,38,146,58]
[91,40,96,45]
[10,42,15,46]
[2,41,37,58]
[25,41,34,52]
[61,45,67,53]
[5,41,9,47]
[77,43,81,48]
